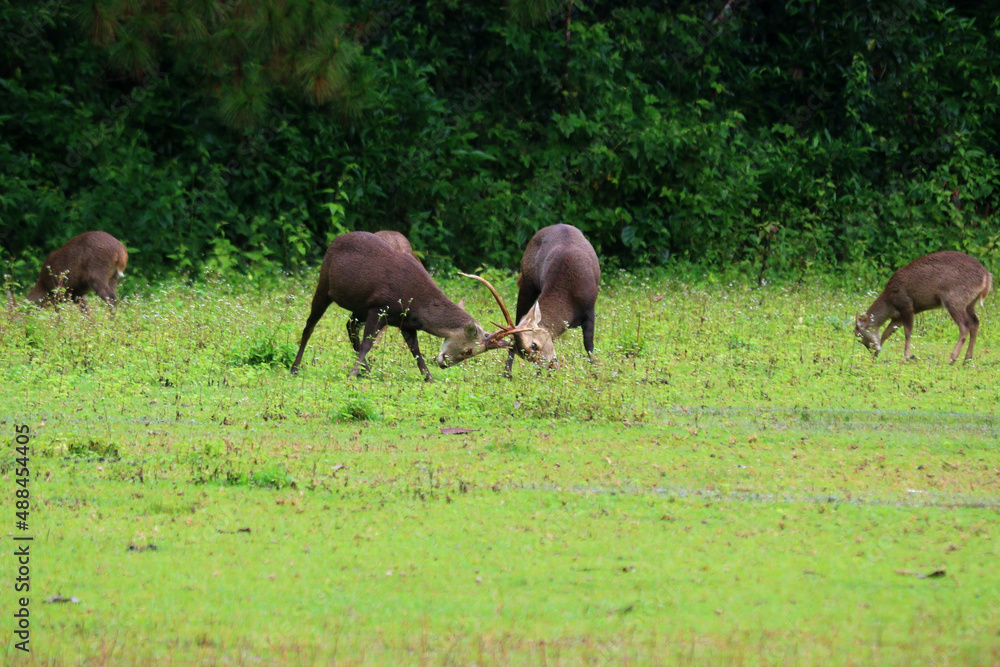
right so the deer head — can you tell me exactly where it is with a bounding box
[439,272,539,365]
[511,302,558,369]
[853,313,881,354]
[437,320,493,368]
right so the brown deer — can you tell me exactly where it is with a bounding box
[290,231,521,381]
[466,224,600,376]
[373,230,416,257]
[27,231,128,308]
[362,230,421,348]
[855,251,992,363]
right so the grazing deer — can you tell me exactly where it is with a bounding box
[291,232,521,381]
[27,231,128,308]
[855,251,992,363]
[464,224,600,376]
[373,230,416,258]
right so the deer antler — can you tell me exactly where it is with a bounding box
[484,324,533,350]
[458,272,514,327]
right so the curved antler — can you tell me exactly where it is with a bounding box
[458,272,514,327]
[484,324,533,350]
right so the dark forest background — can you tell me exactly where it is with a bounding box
[2,0,999,283]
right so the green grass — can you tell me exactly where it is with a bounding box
[1,271,998,665]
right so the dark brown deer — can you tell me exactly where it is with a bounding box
[855,251,992,363]
[485,224,600,376]
[373,230,415,257]
[290,231,520,381]
[27,231,128,308]
[362,230,421,348]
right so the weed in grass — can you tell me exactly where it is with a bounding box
[230,326,297,368]
[337,392,382,422]
[249,465,296,489]
[67,438,121,461]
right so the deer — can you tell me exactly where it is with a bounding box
[27,231,128,309]
[854,251,992,363]
[463,224,600,377]
[290,231,524,381]
[373,230,416,258]
[361,230,422,349]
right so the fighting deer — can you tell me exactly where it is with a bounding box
[373,230,416,258]
[27,231,128,308]
[855,251,992,363]
[464,224,600,376]
[363,230,421,348]
[290,231,522,381]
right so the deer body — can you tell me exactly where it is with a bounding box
[27,231,128,308]
[506,224,600,374]
[291,232,510,381]
[855,251,992,362]
[373,230,415,257]
[363,231,420,348]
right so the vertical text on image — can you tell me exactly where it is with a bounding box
[12,424,32,653]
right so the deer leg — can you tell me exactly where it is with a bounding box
[503,348,516,380]
[92,281,117,309]
[291,291,333,374]
[349,311,387,378]
[346,317,363,352]
[945,303,971,364]
[106,270,122,305]
[880,320,900,345]
[900,311,916,359]
[400,329,433,382]
[964,304,981,361]
[348,315,388,351]
[581,310,596,362]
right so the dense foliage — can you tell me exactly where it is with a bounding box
[2,0,999,284]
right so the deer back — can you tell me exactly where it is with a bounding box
[520,224,600,334]
[322,232,469,334]
[882,251,990,313]
[28,231,127,302]
[373,230,415,257]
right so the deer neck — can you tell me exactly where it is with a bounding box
[411,296,473,338]
[537,290,573,338]
[865,294,895,330]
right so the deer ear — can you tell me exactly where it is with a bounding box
[464,320,480,339]
[457,298,466,310]
[524,301,542,326]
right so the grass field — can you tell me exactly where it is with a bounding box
[1,270,998,665]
